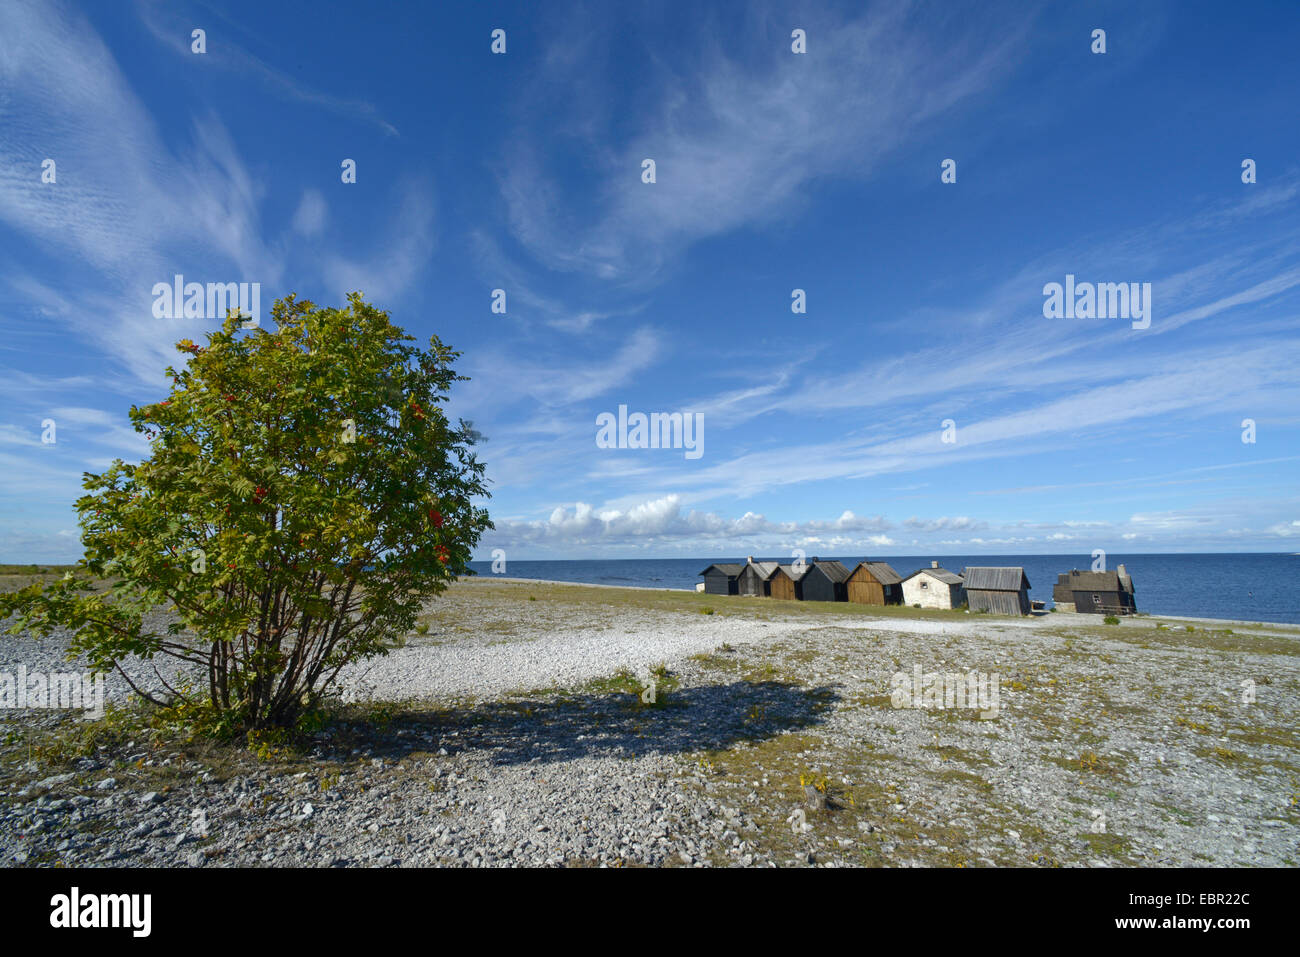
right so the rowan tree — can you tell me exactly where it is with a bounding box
[2,293,492,732]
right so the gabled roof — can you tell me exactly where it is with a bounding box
[963,566,1031,591]
[902,566,964,585]
[1055,569,1131,593]
[775,563,810,581]
[810,559,852,583]
[698,563,744,577]
[850,561,902,585]
[741,561,780,579]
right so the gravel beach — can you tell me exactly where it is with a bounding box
[2,577,1297,868]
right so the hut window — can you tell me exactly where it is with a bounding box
[920,581,928,589]
[1092,594,1100,603]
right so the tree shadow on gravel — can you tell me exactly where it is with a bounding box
[321,680,840,767]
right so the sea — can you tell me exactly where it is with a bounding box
[465,553,1300,625]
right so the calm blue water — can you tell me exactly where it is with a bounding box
[466,554,1300,624]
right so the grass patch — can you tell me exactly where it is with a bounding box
[1046,750,1126,777]
[1080,831,1135,860]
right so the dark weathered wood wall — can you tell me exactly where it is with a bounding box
[1072,590,1135,614]
[801,568,843,602]
[737,566,768,597]
[703,572,737,596]
[967,589,1030,615]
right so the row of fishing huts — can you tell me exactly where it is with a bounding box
[698,557,1137,616]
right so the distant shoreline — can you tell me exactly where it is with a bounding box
[460,575,1300,634]
[467,575,688,593]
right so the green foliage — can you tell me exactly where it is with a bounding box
[1103,615,1121,625]
[247,728,295,761]
[647,663,679,704]
[19,701,138,765]
[590,668,640,695]
[1,294,491,732]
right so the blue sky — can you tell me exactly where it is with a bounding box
[2,0,1298,562]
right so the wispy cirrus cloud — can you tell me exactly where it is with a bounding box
[497,4,1030,284]
[135,0,399,136]
[0,1,283,384]
[0,0,433,388]
[605,338,1300,502]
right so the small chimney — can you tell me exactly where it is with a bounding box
[931,560,939,569]
[1117,563,1127,576]
[747,555,754,564]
